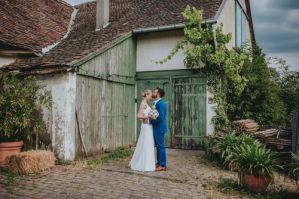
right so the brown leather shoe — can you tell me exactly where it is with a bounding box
[155,166,166,171]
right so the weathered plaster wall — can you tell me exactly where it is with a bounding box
[217,0,236,49]
[38,72,77,161]
[136,30,186,72]
[206,90,216,135]
[217,0,252,49]
[0,56,16,68]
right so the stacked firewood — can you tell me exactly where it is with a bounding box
[232,119,292,151]
[232,119,259,133]
[253,127,292,150]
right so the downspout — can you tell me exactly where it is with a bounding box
[212,24,218,50]
[212,23,221,90]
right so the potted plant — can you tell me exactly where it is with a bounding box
[0,73,43,166]
[229,142,281,194]
[218,132,259,169]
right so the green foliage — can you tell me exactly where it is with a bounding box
[158,6,248,130]
[160,6,299,128]
[229,142,281,184]
[227,45,289,126]
[202,136,220,162]
[0,73,49,143]
[203,133,259,167]
[290,153,299,182]
[228,45,299,126]
[0,170,27,186]
[217,133,259,166]
[271,59,299,125]
[87,147,133,166]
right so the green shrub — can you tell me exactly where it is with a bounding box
[290,153,299,182]
[0,73,48,144]
[202,136,220,162]
[271,60,299,126]
[217,133,259,167]
[227,45,288,126]
[229,142,281,184]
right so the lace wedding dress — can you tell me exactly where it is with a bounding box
[129,104,155,171]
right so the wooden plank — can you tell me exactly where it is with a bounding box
[172,76,207,149]
[75,37,136,157]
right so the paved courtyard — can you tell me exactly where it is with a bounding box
[0,149,296,199]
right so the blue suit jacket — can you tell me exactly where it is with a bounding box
[150,99,168,133]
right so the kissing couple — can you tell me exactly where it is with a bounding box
[129,88,168,172]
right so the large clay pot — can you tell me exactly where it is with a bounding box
[243,172,271,194]
[0,141,23,166]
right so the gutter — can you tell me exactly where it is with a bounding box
[133,19,217,34]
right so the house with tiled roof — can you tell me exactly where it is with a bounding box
[0,0,254,160]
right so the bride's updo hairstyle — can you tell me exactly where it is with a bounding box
[142,89,152,98]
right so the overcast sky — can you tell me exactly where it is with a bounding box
[66,0,299,70]
[251,0,299,70]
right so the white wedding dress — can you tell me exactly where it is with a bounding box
[129,104,156,171]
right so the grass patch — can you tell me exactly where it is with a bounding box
[213,177,299,199]
[0,170,27,186]
[87,147,133,167]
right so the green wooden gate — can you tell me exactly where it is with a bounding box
[172,76,206,149]
[136,70,207,149]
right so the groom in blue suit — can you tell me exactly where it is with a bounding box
[149,88,168,171]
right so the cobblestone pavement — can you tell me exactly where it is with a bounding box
[0,149,295,199]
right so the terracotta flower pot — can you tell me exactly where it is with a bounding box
[243,172,271,194]
[0,141,23,167]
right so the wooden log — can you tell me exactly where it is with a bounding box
[244,122,259,129]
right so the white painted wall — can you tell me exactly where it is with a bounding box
[38,72,77,161]
[0,56,16,68]
[136,30,186,72]
[206,89,216,135]
[217,0,236,49]
[217,0,252,49]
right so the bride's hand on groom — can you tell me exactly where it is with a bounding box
[142,118,149,124]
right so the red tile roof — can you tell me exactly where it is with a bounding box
[2,0,223,72]
[0,0,73,54]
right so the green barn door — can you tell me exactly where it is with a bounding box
[172,76,207,149]
[136,79,171,147]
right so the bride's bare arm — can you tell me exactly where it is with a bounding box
[137,101,148,120]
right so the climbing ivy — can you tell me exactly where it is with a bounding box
[159,6,248,130]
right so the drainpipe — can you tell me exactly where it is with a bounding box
[211,23,222,101]
[212,24,218,50]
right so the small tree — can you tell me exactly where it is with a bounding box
[0,73,48,145]
[270,58,299,125]
[227,45,288,126]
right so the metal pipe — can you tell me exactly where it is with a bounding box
[133,19,217,34]
[212,24,218,49]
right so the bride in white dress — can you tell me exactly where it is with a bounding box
[129,89,156,171]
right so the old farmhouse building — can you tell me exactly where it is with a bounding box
[0,0,254,160]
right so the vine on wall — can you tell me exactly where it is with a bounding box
[159,6,248,130]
